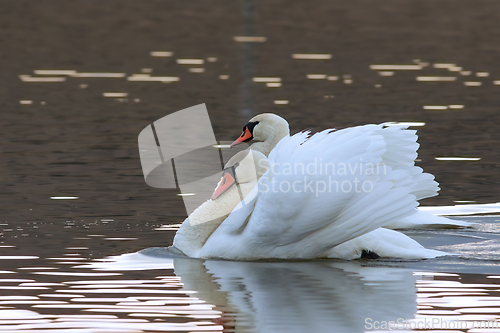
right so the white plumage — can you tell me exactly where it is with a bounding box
[173,115,463,260]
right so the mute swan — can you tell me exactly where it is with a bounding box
[172,149,449,260]
[231,113,473,229]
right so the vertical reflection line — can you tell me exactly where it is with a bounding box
[150,123,165,163]
[171,158,180,189]
[151,122,179,189]
[239,0,256,117]
[217,143,225,171]
[232,165,246,206]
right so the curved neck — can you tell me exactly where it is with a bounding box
[252,133,288,156]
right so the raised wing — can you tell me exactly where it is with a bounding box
[202,124,432,259]
[252,125,420,256]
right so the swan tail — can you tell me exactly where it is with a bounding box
[384,209,475,229]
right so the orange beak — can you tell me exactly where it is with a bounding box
[230,127,253,148]
[212,172,236,200]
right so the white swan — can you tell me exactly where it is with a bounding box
[173,150,449,260]
[231,113,473,229]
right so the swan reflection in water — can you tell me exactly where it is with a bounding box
[85,250,418,333]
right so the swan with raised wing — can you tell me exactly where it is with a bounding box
[230,113,473,229]
[172,149,448,260]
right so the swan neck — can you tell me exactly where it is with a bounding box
[253,134,287,156]
[173,184,252,257]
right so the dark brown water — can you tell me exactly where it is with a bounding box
[1,1,500,331]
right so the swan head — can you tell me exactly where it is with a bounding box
[212,150,269,200]
[231,113,290,156]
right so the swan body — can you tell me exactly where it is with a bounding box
[173,128,451,260]
[232,113,474,229]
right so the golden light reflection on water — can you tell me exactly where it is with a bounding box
[423,105,449,110]
[176,59,205,65]
[435,157,481,161]
[72,72,126,78]
[253,77,281,82]
[19,75,66,82]
[464,81,482,86]
[127,75,179,82]
[433,63,456,69]
[150,51,173,57]
[274,100,289,105]
[33,70,76,76]
[188,68,205,73]
[103,92,129,98]
[370,64,422,70]
[423,105,464,111]
[154,224,182,231]
[18,54,500,116]
[417,76,457,82]
[233,36,267,42]
[292,53,332,59]
[384,122,426,127]
[307,74,327,79]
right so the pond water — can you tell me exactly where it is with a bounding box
[1,1,500,332]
